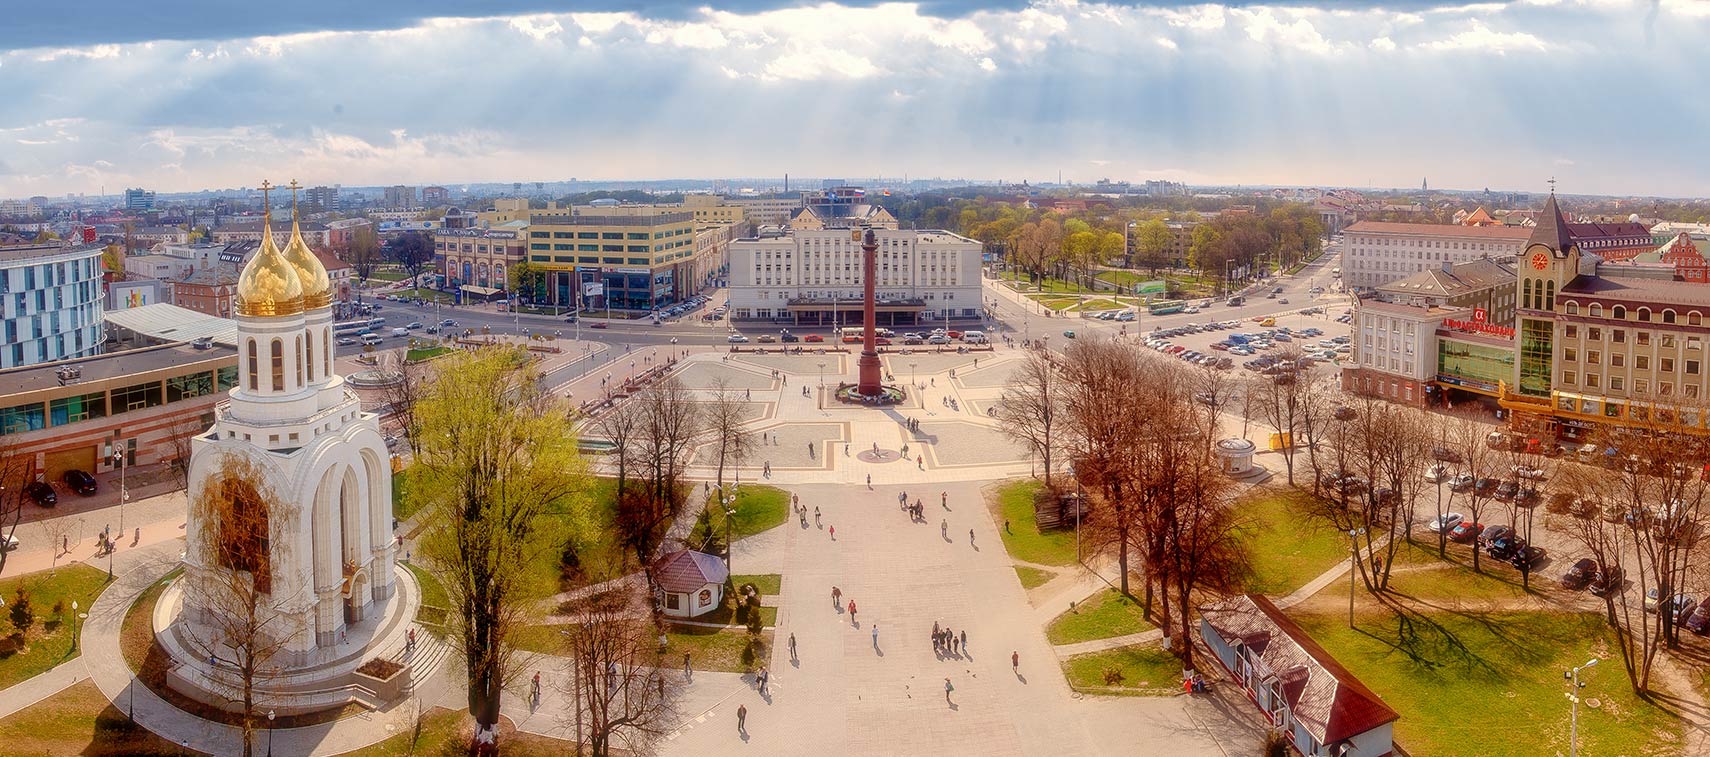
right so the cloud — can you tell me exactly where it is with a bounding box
[1419,20,1548,53]
[1,1,1709,198]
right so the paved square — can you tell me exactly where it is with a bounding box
[916,421,1029,466]
[675,361,776,390]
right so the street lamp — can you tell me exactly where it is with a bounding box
[110,447,128,532]
[267,709,276,757]
[1567,658,1598,757]
[70,602,80,653]
[816,361,825,396]
[1348,527,1366,628]
[909,362,918,390]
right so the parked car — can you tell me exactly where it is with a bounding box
[1508,545,1545,571]
[23,481,55,507]
[1479,525,1515,546]
[1589,566,1625,597]
[62,469,97,496]
[0,535,16,552]
[1495,480,1519,500]
[1562,558,1598,590]
[1431,446,1465,464]
[1427,512,1465,533]
[1487,537,1525,561]
[1686,605,1710,635]
[1424,463,1454,483]
[1672,595,1700,623]
[1063,330,1076,339]
[1447,521,1483,543]
[1474,477,1499,496]
[1449,473,1475,493]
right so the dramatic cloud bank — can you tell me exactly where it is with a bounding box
[2,0,1707,198]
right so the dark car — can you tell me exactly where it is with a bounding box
[1590,566,1625,597]
[62,469,97,496]
[1672,595,1700,624]
[1448,522,1483,544]
[1562,558,1597,590]
[1508,545,1545,571]
[1479,525,1515,546]
[1495,480,1519,501]
[23,481,55,507]
[1474,477,1499,496]
[780,332,800,343]
[1487,537,1525,561]
[1431,446,1465,464]
[1686,605,1710,635]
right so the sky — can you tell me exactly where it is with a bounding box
[3,0,1709,200]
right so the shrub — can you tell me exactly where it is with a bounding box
[745,611,764,636]
[10,586,33,633]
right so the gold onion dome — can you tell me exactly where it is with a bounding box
[282,216,332,310]
[234,188,305,318]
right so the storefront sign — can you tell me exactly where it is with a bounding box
[1442,319,1514,338]
[1437,374,1500,393]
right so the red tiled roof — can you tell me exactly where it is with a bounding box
[1344,221,1532,240]
[650,549,728,593]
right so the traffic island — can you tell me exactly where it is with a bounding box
[834,382,906,405]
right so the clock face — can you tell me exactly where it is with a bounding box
[1530,252,1549,271]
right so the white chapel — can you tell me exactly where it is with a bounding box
[180,181,397,664]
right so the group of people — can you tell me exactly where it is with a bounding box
[793,494,821,529]
[932,621,968,658]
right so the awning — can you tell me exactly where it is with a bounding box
[460,285,502,296]
[102,303,240,347]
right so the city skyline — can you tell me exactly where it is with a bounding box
[3,0,1710,199]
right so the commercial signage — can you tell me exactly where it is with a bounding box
[1436,374,1500,394]
[614,267,651,275]
[436,229,517,239]
[582,282,605,297]
[1133,280,1167,295]
[1441,318,1514,339]
[1473,307,1488,323]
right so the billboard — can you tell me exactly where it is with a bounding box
[1132,279,1167,295]
[582,282,605,298]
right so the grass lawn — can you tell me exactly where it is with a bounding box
[689,484,790,546]
[733,573,782,596]
[989,479,1077,567]
[366,269,411,282]
[1383,539,1530,601]
[347,707,572,756]
[392,468,423,522]
[1292,608,1682,757]
[1002,271,1091,293]
[668,626,773,673]
[1097,270,1150,287]
[1015,566,1056,590]
[392,287,453,303]
[0,564,111,690]
[406,346,451,363]
[1046,588,1154,645]
[408,563,451,635]
[1232,489,1348,596]
[1027,294,1081,311]
[1071,299,1124,312]
[1062,644,1184,696]
[0,679,192,755]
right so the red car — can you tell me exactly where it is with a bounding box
[804,334,824,343]
[875,337,892,345]
[947,330,963,339]
[1447,522,1484,544]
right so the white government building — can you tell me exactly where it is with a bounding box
[727,227,984,326]
[1341,221,1531,290]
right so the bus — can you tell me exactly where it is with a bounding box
[334,318,386,336]
[1147,299,1186,316]
[839,326,864,343]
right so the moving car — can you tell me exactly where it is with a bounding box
[804,334,825,343]
[24,481,55,507]
[757,334,776,343]
[780,332,800,343]
[727,334,750,343]
[63,469,97,496]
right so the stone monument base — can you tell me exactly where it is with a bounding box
[835,382,906,405]
[156,563,428,716]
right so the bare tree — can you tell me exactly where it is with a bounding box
[1059,339,1149,598]
[166,411,212,491]
[40,516,75,575]
[0,439,34,584]
[376,347,431,452]
[995,349,1062,488]
[704,377,754,495]
[1245,346,1316,485]
[183,454,303,757]
[561,591,683,757]
[1443,410,1505,573]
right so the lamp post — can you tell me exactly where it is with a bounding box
[267,709,276,757]
[1567,658,1598,757]
[70,602,80,653]
[713,484,738,574]
[110,448,128,532]
[816,361,825,397]
[909,362,918,390]
[1348,527,1366,628]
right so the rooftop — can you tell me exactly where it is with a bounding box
[529,212,693,227]
[1357,300,1468,319]
[651,549,728,593]
[1200,594,1400,745]
[1378,258,1516,298]
[1562,274,1710,308]
[1344,221,1533,240]
[0,340,237,397]
[0,243,104,266]
[103,303,240,347]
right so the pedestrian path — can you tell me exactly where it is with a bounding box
[0,658,88,721]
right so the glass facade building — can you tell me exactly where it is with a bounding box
[0,245,107,369]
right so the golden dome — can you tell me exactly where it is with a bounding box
[235,210,305,318]
[282,216,332,310]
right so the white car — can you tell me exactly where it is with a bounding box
[1424,463,1453,483]
[727,334,750,343]
[1427,513,1465,533]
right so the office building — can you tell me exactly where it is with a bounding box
[304,185,340,212]
[523,210,712,311]
[124,188,157,211]
[727,227,982,325]
[213,220,330,247]
[1342,221,1532,289]
[434,227,529,293]
[0,244,107,370]
[683,195,748,227]
[729,197,801,225]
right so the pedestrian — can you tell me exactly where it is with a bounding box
[829,525,836,540]
[969,528,975,544]
[872,623,879,649]
[945,677,954,704]
[832,586,842,607]
[1012,651,1020,673]
[960,629,968,653]
[849,600,857,624]
[866,473,872,489]
[1005,519,1012,534]
[941,519,947,539]
[814,506,821,526]
[684,651,692,678]
[532,671,541,704]
[759,666,769,695]
[737,704,747,733]
[917,455,923,469]
[789,632,797,659]
[941,491,948,509]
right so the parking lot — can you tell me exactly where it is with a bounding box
[1132,307,1356,378]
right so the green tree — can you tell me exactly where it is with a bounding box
[411,347,591,745]
[1134,220,1173,272]
[509,260,547,303]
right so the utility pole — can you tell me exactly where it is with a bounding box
[1567,658,1598,757]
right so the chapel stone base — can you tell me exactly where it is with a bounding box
[158,563,421,716]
